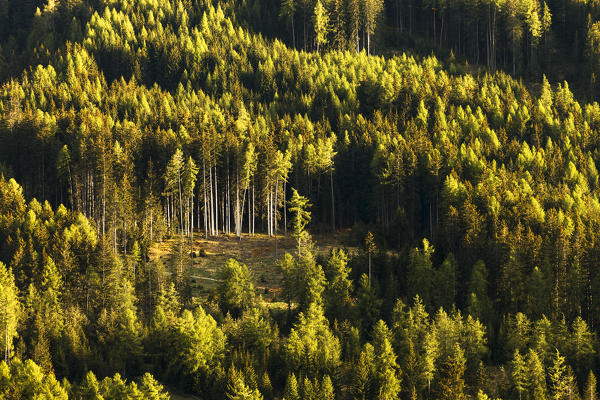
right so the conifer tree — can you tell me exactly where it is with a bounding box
[422,330,439,396]
[281,0,297,47]
[583,371,597,400]
[0,262,20,364]
[284,303,341,377]
[320,375,334,399]
[363,0,384,54]
[548,349,569,400]
[288,188,311,256]
[165,149,185,235]
[372,320,402,400]
[511,349,527,400]
[353,342,376,399]
[313,0,329,52]
[226,368,263,400]
[283,372,300,400]
[218,258,255,316]
[365,231,376,288]
[324,249,353,320]
[436,344,467,400]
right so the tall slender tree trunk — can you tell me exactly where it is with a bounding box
[284,180,287,235]
[214,164,219,235]
[203,160,208,238]
[292,16,296,48]
[275,176,279,255]
[330,169,335,231]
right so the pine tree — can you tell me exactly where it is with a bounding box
[434,254,456,311]
[569,316,595,383]
[259,371,273,400]
[56,145,74,208]
[357,274,381,334]
[279,253,300,312]
[313,0,329,52]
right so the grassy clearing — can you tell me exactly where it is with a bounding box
[148,231,357,302]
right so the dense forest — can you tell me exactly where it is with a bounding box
[3,0,600,399]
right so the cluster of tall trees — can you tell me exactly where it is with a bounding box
[3,173,600,399]
[279,0,385,54]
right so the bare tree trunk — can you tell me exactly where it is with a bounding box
[214,164,219,235]
[284,180,287,235]
[203,160,208,238]
[275,176,278,255]
[330,169,335,231]
[209,166,215,235]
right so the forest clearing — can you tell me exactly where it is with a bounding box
[148,232,358,300]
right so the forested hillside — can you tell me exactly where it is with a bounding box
[2,0,600,399]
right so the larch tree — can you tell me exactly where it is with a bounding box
[56,145,74,208]
[548,349,569,400]
[436,344,467,400]
[0,262,20,364]
[281,0,297,48]
[372,320,401,400]
[583,371,597,400]
[313,0,329,52]
[182,156,199,238]
[165,149,185,236]
[324,249,353,320]
[363,0,384,54]
[284,303,341,377]
[288,188,311,256]
[218,258,255,316]
[226,369,263,400]
[365,231,376,288]
[422,329,439,396]
[283,372,300,400]
[511,349,527,400]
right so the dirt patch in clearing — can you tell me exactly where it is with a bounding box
[148,232,357,301]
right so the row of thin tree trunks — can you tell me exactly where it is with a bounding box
[66,156,338,256]
[393,4,547,72]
